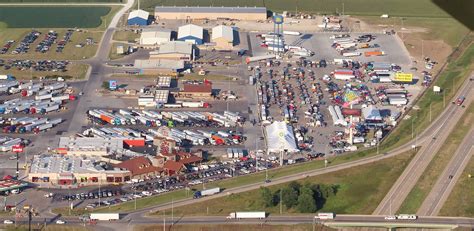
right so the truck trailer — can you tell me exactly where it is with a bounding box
[193,187,220,198]
[89,213,120,221]
[227,211,266,219]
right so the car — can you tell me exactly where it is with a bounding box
[384,216,397,220]
[9,156,18,160]
[3,220,14,224]
[11,189,20,194]
[56,220,66,224]
[455,96,465,106]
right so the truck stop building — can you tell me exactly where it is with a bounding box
[127,9,150,26]
[177,24,203,45]
[28,155,132,187]
[133,59,185,75]
[139,28,171,48]
[113,156,163,180]
[211,25,234,50]
[149,41,194,61]
[154,6,267,21]
[175,83,213,99]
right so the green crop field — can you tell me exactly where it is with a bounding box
[139,0,450,18]
[0,6,111,28]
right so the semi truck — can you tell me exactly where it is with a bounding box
[226,211,266,219]
[315,212,335,220]
[396,214,417,220]
[193,187,220,198]
[89,213,120,221]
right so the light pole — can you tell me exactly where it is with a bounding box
[279,189,283,214]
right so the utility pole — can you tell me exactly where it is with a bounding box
[163,210,166,231]
[411,118,414,139]
[171,197,174,226]
[429,102,432,122]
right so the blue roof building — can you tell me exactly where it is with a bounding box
[127,10,150,26]
[177,24,203,45]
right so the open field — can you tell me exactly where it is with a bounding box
[134,224,333,231]
[150,150,415,216]
[0,63,89,80]
[113,30,139,42]
[0,0,121,2]
[0,6,111,28]
[440,146,474,217]
[109,42,127,60]
[379,41,474,152]
[398,102,474,213]
[138,0,449,17]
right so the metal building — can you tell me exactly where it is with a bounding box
[139,28,171,48]
[211,25,234,50]
[177,24,203,45]
[127,9,150,26]
[155,6,267,21]
[149,41,194,61]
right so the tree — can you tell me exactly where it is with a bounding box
[281,186,299,208]
[259,187,274,207]
[288,181,301,194]
[296,185,316,213]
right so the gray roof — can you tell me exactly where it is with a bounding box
[134,59,185,70]
[155,6,266,14]
[155,41,193,55]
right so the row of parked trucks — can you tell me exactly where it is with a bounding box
[1,117,63,133]
[0,136,25,152]
[88,109,243,128]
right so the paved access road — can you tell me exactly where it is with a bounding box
[374,74,474,215]
[417,127,474,216]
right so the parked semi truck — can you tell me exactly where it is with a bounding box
[193,187,220,199]
[315,212,335,220]
[226,211,266,219]
[89,213,120,221]
[245,55,277,64]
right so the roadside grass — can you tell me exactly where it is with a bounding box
[152,150,416,216]
[0,63,89,80]
[398,102,474,213]
[113,30,139,42]
[139,0,449,17]
[109,42,128,60]
[134,224,332,231]
[439,141,474,217]
[356,16,469,47]
[379,43,474,152]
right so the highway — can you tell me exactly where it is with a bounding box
[417,128,474,216]
[7,214,474,228]
[374,74,474,215]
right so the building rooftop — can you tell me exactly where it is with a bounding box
[30,155,127,174]
[114,156,162,176]
[177,24,203,40]
[153,41,193,55]
[141,28,171,39]
[58,137,124,152]
[155,6,267,14]
[128,9,150,20]
[182,83,212,93]
[134,59,185,70]
[212,25,234,42]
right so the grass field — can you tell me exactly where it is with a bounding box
[113,30,139,42]
[0,63,89,80]
[379,42,474,152]
[398,102,474,213]
[134,224,333,231]
[4,225,89,231]
[150,150,415,216]
[440,148,474,217]
[109,42,127,60]
[138,0,449,17]
[0,6,110,28]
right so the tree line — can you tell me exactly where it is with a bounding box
[259,181,339,213]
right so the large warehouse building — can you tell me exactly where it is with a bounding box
[211,25,234,50]
[139,28,171,48]
[133,59,185,75]
[177,24,203,45]
[128,9,150,26]
[155,6,267,21]
[149,41,194,61]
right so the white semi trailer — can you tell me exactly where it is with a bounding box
[226,212,266,219]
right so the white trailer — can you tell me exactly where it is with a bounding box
[35,94,53,101]
[181,101,204,108]
[283,31,301,36]
[37,123,53,131]
[89,213,120,221]
[342,52,361,57]
[227,212,266,219]
[389,97,408,106]
[316,212,335,220]
[245,55,277,64]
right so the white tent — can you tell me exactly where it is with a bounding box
[362,105,382,121]
[265,121,299,153]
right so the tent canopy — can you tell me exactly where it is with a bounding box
[265,121,299,153]
[362,105,382,121]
